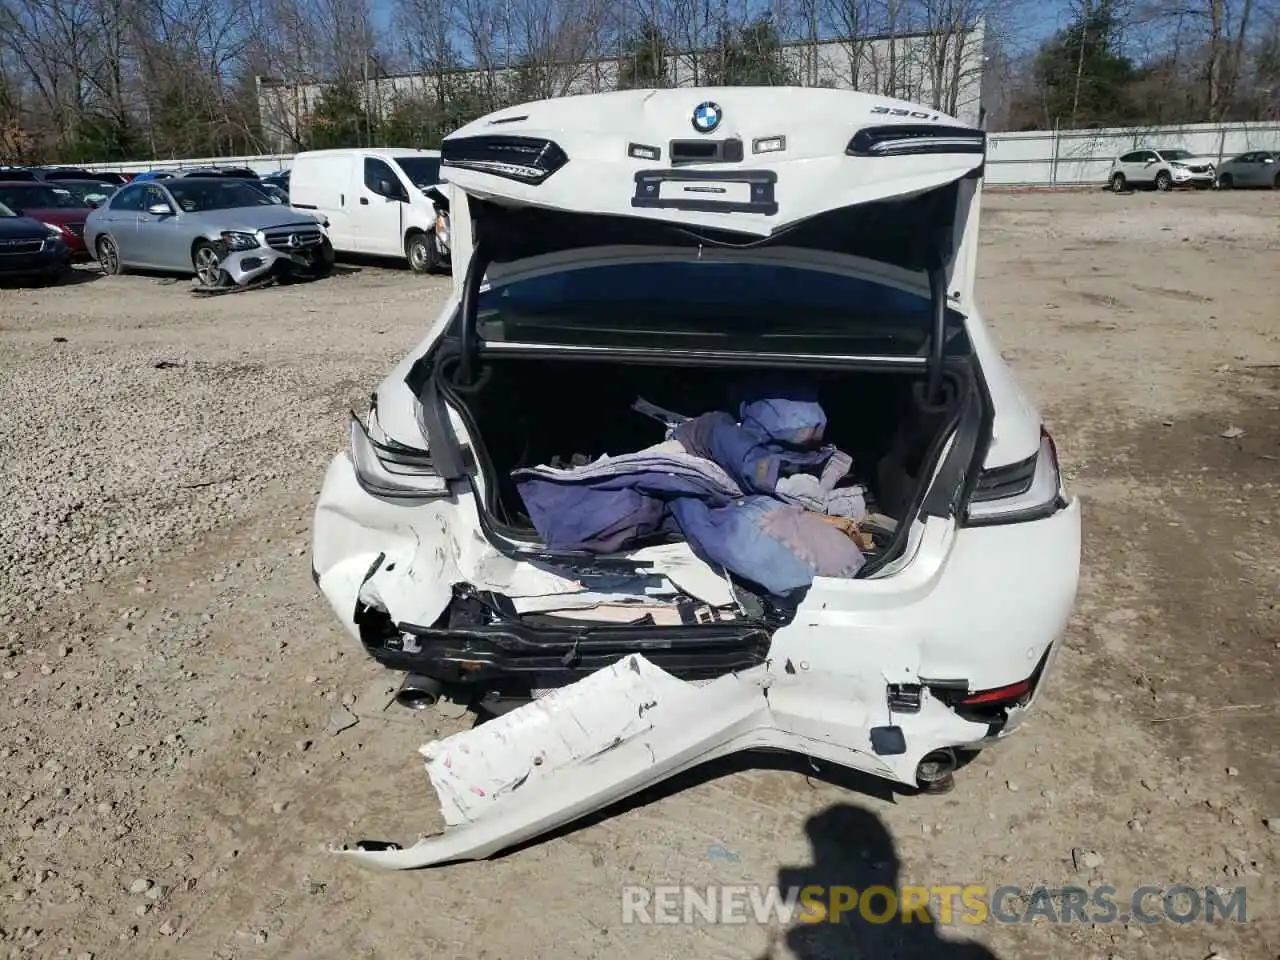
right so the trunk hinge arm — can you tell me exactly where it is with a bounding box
[925,254,947,406]
[457,238,491,388]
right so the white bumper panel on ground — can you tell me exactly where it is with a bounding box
[334,655,774,869]
[332,654,992,870]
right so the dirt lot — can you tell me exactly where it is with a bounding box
[0,190,1277,960]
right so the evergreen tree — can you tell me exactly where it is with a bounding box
[306,79,370,148]
[618,22,671,89]
[705,14,793,87]
[1031,3,1136,127]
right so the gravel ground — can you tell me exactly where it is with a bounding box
[0,191,1277,960]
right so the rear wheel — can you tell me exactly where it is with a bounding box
[1109,172,1126,193]
[406,232,433,274]
[1274,172,1280,190]
[1217,173,1233,189]
[192,240,229,287]
[96,235,125,276]
[1154,170,1173,191]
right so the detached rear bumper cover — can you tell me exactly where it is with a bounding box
[336,655,772,869]
[333,649,1009,870]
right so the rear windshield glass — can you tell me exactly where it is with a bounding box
[476,261,935,351]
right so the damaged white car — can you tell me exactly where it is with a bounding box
[311,87,1083,869]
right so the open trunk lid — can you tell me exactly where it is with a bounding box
[440,87,986,308]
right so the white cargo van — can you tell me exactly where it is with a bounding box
[289,147,451,273]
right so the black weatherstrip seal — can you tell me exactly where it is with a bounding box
[632,169,778,215]
[292,202,318,209]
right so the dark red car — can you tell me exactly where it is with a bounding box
[0,181,94,259]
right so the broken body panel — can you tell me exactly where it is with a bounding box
[311,87,1083,867]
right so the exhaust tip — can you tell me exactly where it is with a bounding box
[395,688,438,710]
[395,674,443,710]
[915,748,958,794]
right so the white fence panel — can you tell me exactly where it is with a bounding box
[985,121,1280,187]
[76,154,294,177]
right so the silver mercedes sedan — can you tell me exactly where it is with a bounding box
[84,177,334,286]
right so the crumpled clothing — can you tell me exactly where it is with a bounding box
[814,513,876,551]
[672,389,865,519]
[514,384,868,598]
[775,473,867,520]
[513,448,742,553]
[673,409,834,496]
[670,498,866,596]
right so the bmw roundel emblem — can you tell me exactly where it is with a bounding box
[692,102,723,134]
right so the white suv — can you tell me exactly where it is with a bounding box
[311,87,1083,869]
[1109,147,1216,191]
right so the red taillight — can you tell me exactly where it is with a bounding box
[960,678,1033,706]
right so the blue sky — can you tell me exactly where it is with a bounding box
[365,0,1080,60]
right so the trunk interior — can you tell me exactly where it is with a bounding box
[433,349,973,553]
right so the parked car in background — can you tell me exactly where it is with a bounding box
[263,170,289,193]
[0,181,93,259]
[36,167,98,182]
[1108,148,1215,191]
[0,199,73,284]
[181,166,260,180]
[258,182,289,204]
[0,166,39,182]
[290,147,450,273]
[1214,150,1279,189]
[84,176,334,287]
[55,179,121,208]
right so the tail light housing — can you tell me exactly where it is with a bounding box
[964,427,1065,526]
[926,644,1053,726]
[846,124,986,158]
[441,136,568,185]
[347,411,451,501]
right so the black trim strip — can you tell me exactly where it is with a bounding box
[477,342,929,371]
[632,169,778,215]
[846,125,986,158]
[292,202,318,209]
[668,138,745,165]
[970,451,1037,502]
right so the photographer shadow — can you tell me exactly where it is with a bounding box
[759,803,1003,960]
